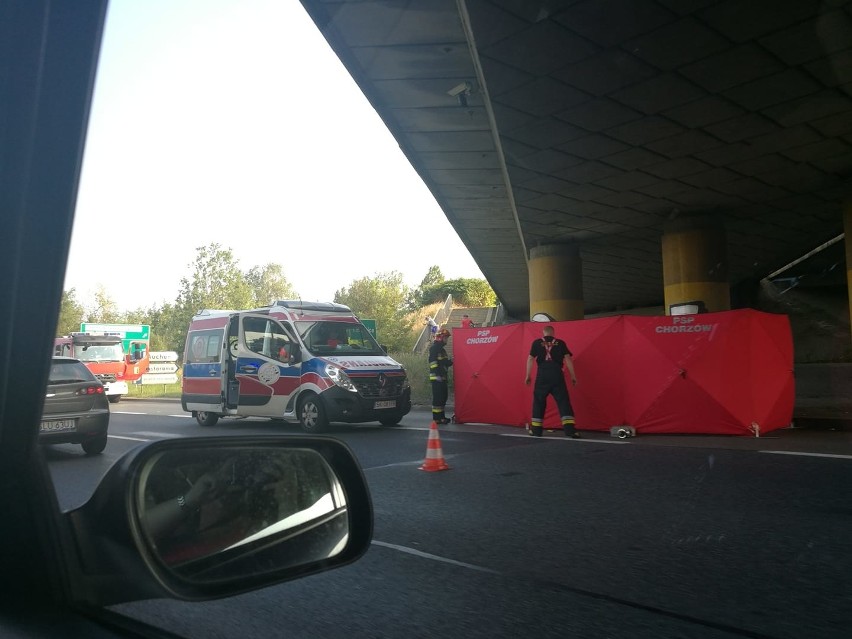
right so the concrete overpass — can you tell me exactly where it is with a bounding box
[299,0,851,331]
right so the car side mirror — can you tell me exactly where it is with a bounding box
[65,436,372,605]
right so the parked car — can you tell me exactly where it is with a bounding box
[40,356,110,455]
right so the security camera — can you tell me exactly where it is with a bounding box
[447,81,471,97]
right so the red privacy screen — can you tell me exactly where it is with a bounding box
[451,309,794,436]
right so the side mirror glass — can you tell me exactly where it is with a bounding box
[136,446,348,583]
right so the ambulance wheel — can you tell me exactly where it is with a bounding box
[299,394,328,433]
[379,414,403,426]
[107,395,120,404]
[195,411,219,427]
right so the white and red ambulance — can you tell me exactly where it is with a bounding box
[181,301,411,432]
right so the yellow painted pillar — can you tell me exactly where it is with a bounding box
[844,202,852,346]
[661,215,730,315]
[528,243,583,320]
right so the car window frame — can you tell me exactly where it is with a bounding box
[0,0,110,615]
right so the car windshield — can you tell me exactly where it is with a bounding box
[74,343,124,362]
[6,1,852,639]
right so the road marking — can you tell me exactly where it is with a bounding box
[113,411,146,415]
[108,435,150,442]
[133,431,184,439]
[169,414,194,418]
[371,540,500,574]
[759,450,852,460]
[501,433,628,444]
[362,457,456,471]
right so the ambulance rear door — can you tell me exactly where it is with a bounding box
[183,325,227,411]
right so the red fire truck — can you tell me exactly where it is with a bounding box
[54,330,149,403]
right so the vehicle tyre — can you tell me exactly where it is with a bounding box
[107,395,120,404]
[81,434,107,455]
[196,411,219,427]
[379,414,403,426]
[299,394,328,433]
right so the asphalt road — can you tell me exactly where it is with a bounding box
[45,400,852,638]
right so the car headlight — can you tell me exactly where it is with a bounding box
[326,364,357,392]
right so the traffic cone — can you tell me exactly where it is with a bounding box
[419,421,450,472]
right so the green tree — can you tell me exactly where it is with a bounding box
[124,304,175,352]
[164,244,253,351]
[334,271,415,351]
[409,265,445,309]
[246,263,298,307]
[56,289,85,335]
[420,277,496,307]
[85,285,122,323]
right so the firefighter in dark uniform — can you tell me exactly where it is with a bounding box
[524,324,579,438]
[428,327,453,424]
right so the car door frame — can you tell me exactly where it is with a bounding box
[234,314,301,417]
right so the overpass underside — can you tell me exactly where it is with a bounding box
[300,0,851,334]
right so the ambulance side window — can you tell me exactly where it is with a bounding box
[243,317,293,363]
[187,330,222,364]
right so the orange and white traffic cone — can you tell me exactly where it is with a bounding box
[419,421,450,472]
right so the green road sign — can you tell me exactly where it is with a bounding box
[80,323,150,353]
[361,319,377,339]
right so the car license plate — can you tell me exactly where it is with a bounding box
[40,419,76,433]
[374,400,396,409]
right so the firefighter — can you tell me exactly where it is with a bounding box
[428,327,453,424]
[524,324,579,438]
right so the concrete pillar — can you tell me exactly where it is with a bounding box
[661,215,730,315]
[528,243,583,321]
[845,202,852,345]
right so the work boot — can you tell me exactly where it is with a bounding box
[530,425,543,437]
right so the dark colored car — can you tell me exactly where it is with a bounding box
[40,356,110,455]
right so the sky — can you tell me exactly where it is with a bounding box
[66,0,485,311]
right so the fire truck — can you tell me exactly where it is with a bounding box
[54,328,150,403]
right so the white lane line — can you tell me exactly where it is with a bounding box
[113,411,146,415]
[759,450,852,460]
[371,540,500,575]
[108,435,150,442]
[501,433,628,444]
[169,415,194,418]
[362,459,443,471]
[133,431,184,439]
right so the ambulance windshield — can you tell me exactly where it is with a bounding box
[297,322,384,355]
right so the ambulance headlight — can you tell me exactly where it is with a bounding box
[326,364,357,392]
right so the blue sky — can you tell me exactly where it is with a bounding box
[66,0,485,310]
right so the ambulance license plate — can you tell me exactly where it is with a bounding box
[374,400,396,409]
[40,419,76,433]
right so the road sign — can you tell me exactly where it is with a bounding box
[140,373,179,385]
[147,363,178,374]
[149,351,179,362]
[361,319,377,338]
[81,323,150,353]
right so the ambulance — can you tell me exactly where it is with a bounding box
[181,301,412,432]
